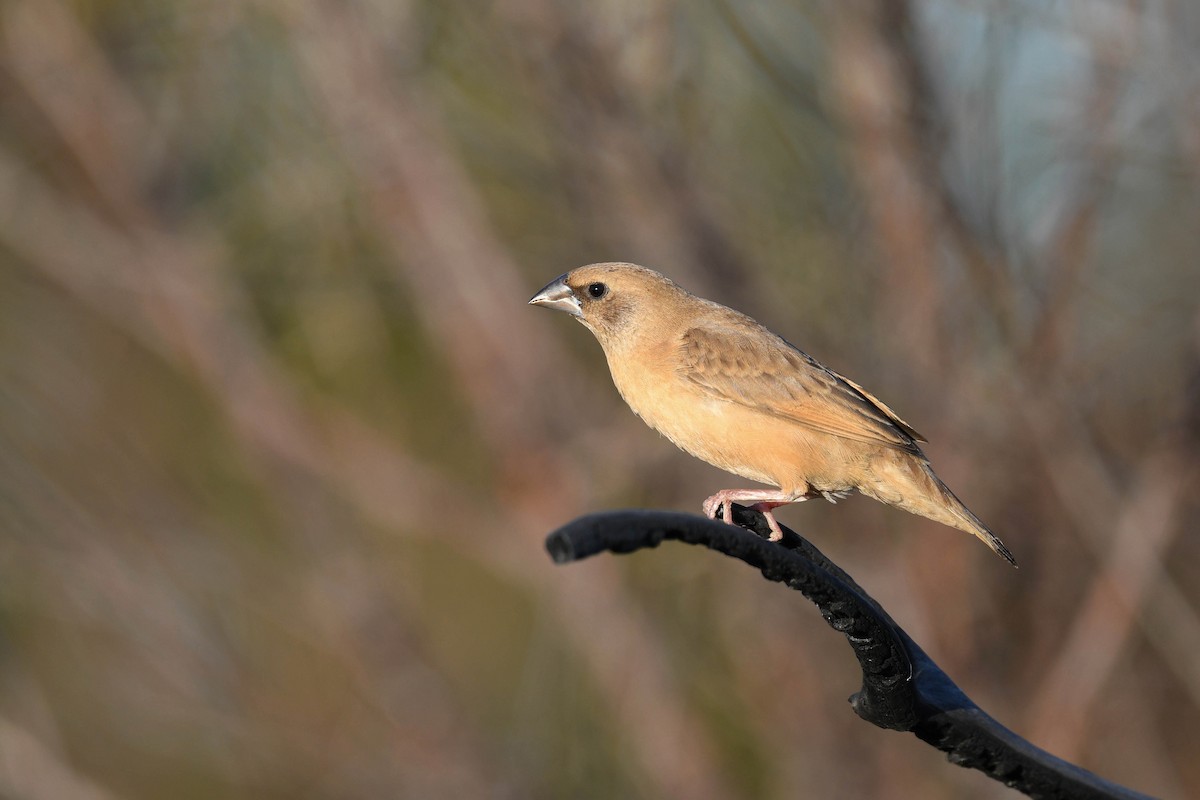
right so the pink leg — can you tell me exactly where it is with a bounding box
[702,489,809,542]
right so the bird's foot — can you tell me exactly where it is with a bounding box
[702,489,807,542]
[753,505,786,541]
[701,491,731,521]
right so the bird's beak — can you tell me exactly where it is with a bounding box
[528,274,581,318]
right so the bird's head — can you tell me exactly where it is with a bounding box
[528,262,685,348]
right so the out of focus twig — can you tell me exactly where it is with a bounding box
[0,717,120,800]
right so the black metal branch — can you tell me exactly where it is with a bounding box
[544,506,1157,800]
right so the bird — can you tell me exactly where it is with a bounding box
[529,262,1017,566]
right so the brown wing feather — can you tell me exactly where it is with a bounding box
[835,374,927,443]
[677,323,924,453]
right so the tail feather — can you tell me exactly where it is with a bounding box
[941,485,1018,567]
[862,456,1018,567]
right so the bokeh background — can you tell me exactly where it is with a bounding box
[1,0,1198,798]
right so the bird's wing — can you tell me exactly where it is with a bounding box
[677,322,926,453]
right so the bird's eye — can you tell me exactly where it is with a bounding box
[587,282,608,299]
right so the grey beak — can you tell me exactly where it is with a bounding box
[528,274,582,317]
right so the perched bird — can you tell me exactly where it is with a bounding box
[529,262,1016,565]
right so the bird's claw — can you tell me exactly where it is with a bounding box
[702,490,787,542]
[702,490,733,522]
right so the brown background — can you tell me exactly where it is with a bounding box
[0,1,1198,798]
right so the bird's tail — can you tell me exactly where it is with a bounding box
[937,480,1017,567]
[862,456,1018,567]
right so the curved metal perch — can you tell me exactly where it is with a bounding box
[544,506,1156,800]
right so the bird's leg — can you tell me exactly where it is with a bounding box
[702,489,809,542]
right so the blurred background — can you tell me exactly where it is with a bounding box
[0,0,1197,797]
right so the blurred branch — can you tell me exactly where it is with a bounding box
[493,0,763,307]
[828,0,1123,357]
[1,0,151,223]
[1022,5,1131,373]
[272,0,614,525]
[0,144,465,535]
[547,507,1158,800]
[0,6,742,795]
[278,0,574,447]
[0,0,519,540]
[828,1,952,370]
[0,716,120,800]
[1017,395,1200,755]
[2,0,588,531]
[713,0,827,126]
[825,0,1200,769]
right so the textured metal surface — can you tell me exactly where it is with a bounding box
[545,507,1157,800]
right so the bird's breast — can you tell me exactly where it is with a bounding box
[605,348,790,488]
[603,341,866,494]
